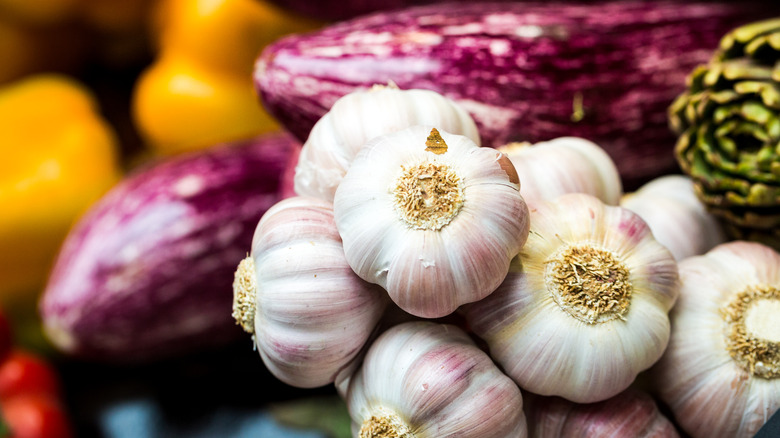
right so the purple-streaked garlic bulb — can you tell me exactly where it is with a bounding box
[333,125,530,318]
[497,137,622,207]
[232,196,388,388]
[345,321,528,438]
[524,388,679,437]
[462,193,679,403]
[621,174,727,261]
[294,83,480,201]
[652,241,780,438]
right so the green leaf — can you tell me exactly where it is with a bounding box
[268,395,352,438]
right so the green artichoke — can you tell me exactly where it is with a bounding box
[670,18,780,249]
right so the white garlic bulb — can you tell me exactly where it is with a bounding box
[497,137,622,207]
[652,241,780,438]
[345,321,528,438]
[232,196,388,388]
[620,175,727,261]
[295,83,481,202]
[523,388,680,438]
[333,125,530,318]
[462,193,679,403]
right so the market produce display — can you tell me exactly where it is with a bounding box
[1,1,780,437]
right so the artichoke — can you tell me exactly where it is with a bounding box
[670,18,780,249]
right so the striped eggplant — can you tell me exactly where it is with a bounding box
[39,133,299,362]
[254,1,778,188]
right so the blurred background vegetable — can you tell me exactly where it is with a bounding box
[0,308,73,438]
[0,74,121,330]
[130,0,321,157]
[40,133,298,362]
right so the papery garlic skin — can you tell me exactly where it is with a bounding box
[523,388,679,438]
[346,321,527,438]
[652,241,780,438]
[462,193,679,403]
[621,175,726,260]
[333,125,530,318]
[232,196,388,388]
[295,84,480,202]
[497,137,622,207]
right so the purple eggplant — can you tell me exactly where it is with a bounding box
[40,133,299,362]
[266,0,605,21]
[254,1,777,188]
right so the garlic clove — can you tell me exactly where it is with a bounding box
[333,125,530,318]
[621,175,727,261]
[651,240,780,438]
[462,193,679,403]
[232,196,389,388]
[497,137,622,207]
[346,321,528,438]
[295,83,481,202]
[523,388,680,437]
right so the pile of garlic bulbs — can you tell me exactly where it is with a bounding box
[233,84,779,438]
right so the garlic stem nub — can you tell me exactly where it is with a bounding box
[721,284,780,378]
[232,256,257,334]
[546,244,632,324]
[360,409,415,438]
[392,154,464,231]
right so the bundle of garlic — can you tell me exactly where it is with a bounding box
[294,83,480,202]
[652,240,780,438]
[523,388,679,437]
[232,196,388,388]
[334,125,530,318]
[620,174,727,261]
[462,193,679,403]
[497,137,623,207]
[345,321,528,438]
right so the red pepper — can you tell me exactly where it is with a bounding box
[0,309,71,438]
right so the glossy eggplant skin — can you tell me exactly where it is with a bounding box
[255,1,776,188]
[40,133,299,363]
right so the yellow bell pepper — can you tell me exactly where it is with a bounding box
[0,74,122,311]
[132,0,321,156]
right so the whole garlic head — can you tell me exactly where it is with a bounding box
[295,83,480,202]
[523,388,680,438]
[333,125,530,318]
[620,175,727,261]
[232,196,388,388]
[497,137,622,207]
[345,321,528,438]
[652,241,780,438]
[462,193,679,403]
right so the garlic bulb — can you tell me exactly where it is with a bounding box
[333,125,530,318]
[652,241,780,438]
[295,83,481,202]
[620,175,727,261]
[497,137,622,207]
[232,196,388,388]
[345,321,528,438]
[523,388,679,438]
[462,193,679,403]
